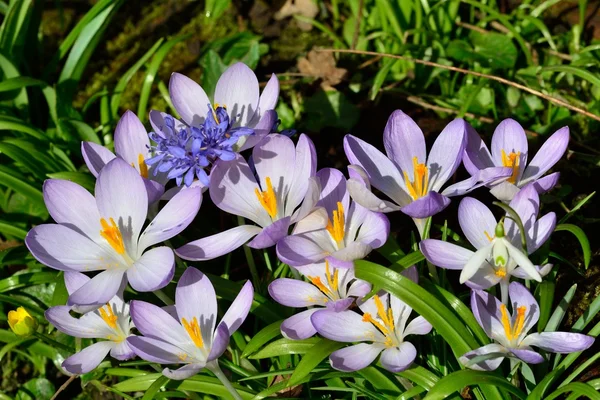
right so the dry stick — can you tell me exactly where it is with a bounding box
[316,48,600,122]
[50,375,78,400]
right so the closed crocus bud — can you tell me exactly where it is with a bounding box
[8,307,38,337]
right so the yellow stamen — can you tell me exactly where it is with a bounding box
[181,317,204,348]
[326,202,345,244]
[403,157,430,200]
[178,353,188,361]
[255,177,278,219]
[500,304,527,341]
[100,218,125,254]
[495,268,507,278]
[99,303,118,329]
[135,154,148,179]
[362,312,389,335]
[310,276,332,296]
[484,231,495,242]
[325,261,339,292]
[501,150,521,184]
[374,295,391,327]
[363,295,398,347]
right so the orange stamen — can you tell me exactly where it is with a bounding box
[100,217,125,254]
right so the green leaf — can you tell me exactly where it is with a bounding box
[0,169,44,209]
[15,378,55,400]
[546,382,600,400]
[199,50,227,99]
[535,281,555,332]
[389,250,426,272]
[50,272,68,307]
[59,119,101,144]
[554,224,591,268]
[0,76,45,93]
[545,284,577,332]
[249,337,320,359]
[0,271,57,293]
[358,366,402,393]
[288,339,344,386]
[0,220,27,239]
[47,172,95,192]
[423,370,525,400]
[142,375,170,400]
[0,0,34,63]
[543,65,600,89]
[241,320,282,358]
[0,142,48,179]
[0,115,45,140]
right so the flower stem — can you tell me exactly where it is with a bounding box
[33,331,74,352]
[207,360,243,400]
[154,289,174,306]
[236,216,261,293]
[415,217,439,283]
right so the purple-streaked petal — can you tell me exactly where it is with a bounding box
[67,269,125,306]
[459,197,497,249]
[527,213,556,253]
[247,216,291,249]
[62,341,114,374]
[354,210,389,248]
[149,110,187,137]
[144,179,165,204]
[81,142,115,177]
[419,239,473,270]
[276,234,329,266]
[138,186,202,251]
[127,336,186,364]
[531,172,560,194]
[253,134,296,211]
[490,181,520,202]
[208,323,230,361]
[346,177,402,212]
[292,205,328,235]
[521,127,569,185]
[379,342,417,372]
[328,298,354,312]
[459,344,507,371]
[286,134,317,215]
[509,282,539,335]
[512,264,553,280]
[110,340,136,361]
[219,281,253,335]
[238,110,277,151]
[268,278,328,308]
[311,310,386,342]
[316,168,349,216]
[163,362,205,380]
[471,289,504,340]
[64,271,90,295]
[442,166,512,197]
[161,180,207,201]
[290,177,321,223]
[281,309,319,340]
[258,73,279,114]
[427,118,467,191]
[383,110,426,179]
[329,343,384,372]
[176,225,261,261]
[400,192,450,219]
[505,185,539,245]
[463,123,494,175]
[330,242,372,263]
[169,72,210,126]
[214,62,260,127]
[127,246,174,292]
[511,348,544,364]
[129,300,189,345]
[45,305,112,338]
[114,110,150,168]
[176,268,217,348]
[491,119,528,180]
[520,332,594,353]
[404,316,432,336]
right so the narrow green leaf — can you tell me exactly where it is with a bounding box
[389,250,425,272]
[0,76,45,93]
[0,0,33,63]
[241,320,282,358]
[0,271,57,293]
[288,339,344,386]
[249,338,320,359]
[0,220,27,239]
[142,375,169,400]
[423,370,526,400]
[543,65,600,88]
[47,172,95,192]
[554,224,591,268]
[536,281,555,332]
[0,169,44,208]
[546,382,600,400]
[0,115,45,140]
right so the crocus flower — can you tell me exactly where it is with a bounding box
[311,267,432,372]
[81,110,166,203]
[461,282,594,371]
[268,261,371,339]
[176,134,320,260]
[463,119,569,201]
[146,62,279,186]
[276,168,390,269]
[420,185,552,303]
[45,271,135,374]
[344,110,511,235]
[26,158,202,306]
[127,267,253,380]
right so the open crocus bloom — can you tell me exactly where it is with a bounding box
[45,272,134,374]
[26,158,202,306]
[461,282,594,371]
[127,267,253,380]
[268,261,371,339]
[176,134,319,260]
[420,185,551,303]
[463,119,569,202]
[311,267,432,372]
[81,110,166,203]
[276,168,389,269]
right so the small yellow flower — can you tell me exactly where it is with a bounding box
[8,307,38,337]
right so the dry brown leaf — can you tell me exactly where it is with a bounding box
[297,49,347,90]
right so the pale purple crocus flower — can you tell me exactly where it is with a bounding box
[311,267,432,372]
[268,261,371,339]
[25,158,202,307]
[461,282,594,371]
[45,272,134,374]
[276,168,390,269]
[344,110,511,235]
[420,185,552,303]
[81,110,166,203]
[127,267,253,384]
[463,119,569,202]
[176,134,320,260]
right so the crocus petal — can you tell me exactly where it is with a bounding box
[383,110,426,179]
[176,268,217,348]
[127,246,174,292]
[427,118,466,192]
[219,281,253,335]
[400,192,451,219]
[176,225,261,261]
[531,172,560,194]
[459,197,497,249]
[465,264,502,290]
[528,212,556,253]
[490,181,520,202]
[149,110,188,137]
[379,342,417,372]
[508,282,539,334]
[127,336,187,364]
[110,340,136,361]
[144,179,165,204]
[268,278,328,307]
[471,290,505,341]
[258,73,279,115]
[520,332,594,353]
[460,244,492,284]
[253,135,296,210]
[491,119,528,180]
[512,264,553,280]
[238,110,277,151]
[459,344,507,371]
[64,271,90,295]
[45,305,113,338]
[442,167,513,197]
[419,239,473,270]
[129,300,189,345]
[290,177,321,223]
[208,323,230,361]
[281,309,320,340]
[169,72,210,126]
[404,316,432,336]
[114,110,150,168]
[330,242,372,263]
[511,348,544,364]
[316,168,349,216]
[138,186,202,251]
[247,216,291,249]
[344,135,410,206]
[276,234,329,266]
[311,310,386,343]
[505,241,541,282]
[505,185,539,244]
[346,177,401,213]
[354,210,390,248]
[62,341,114,374]
[463,123,494,175]
[521,127,569,185]
[286,134,317,215]
[95,158,148,253]
[163,363,205,380]
[214,62,260,127]
[68,269,125,306]
[81,142,116,177]
[329,343,384,372]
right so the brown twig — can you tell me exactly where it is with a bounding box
[316,48,600,122]
[50,375,78,400]
[351,0,364,50]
